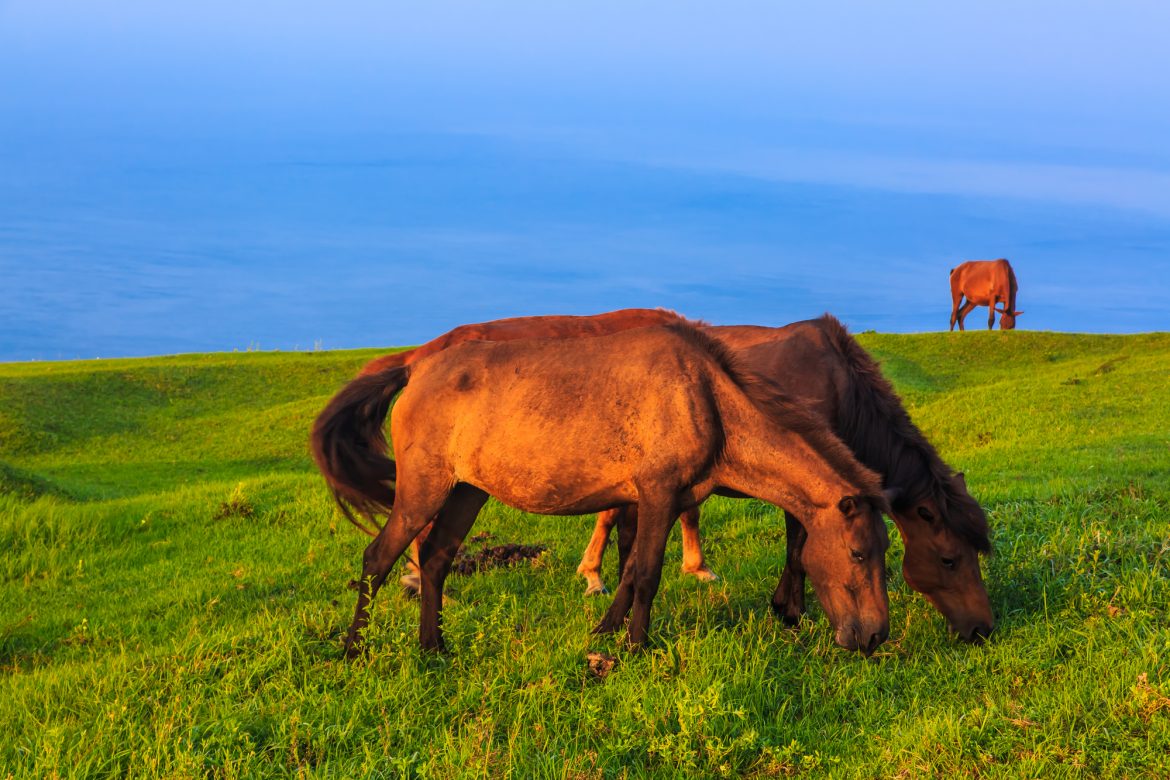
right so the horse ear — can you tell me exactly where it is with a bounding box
[881,486,901,507]
[1014,310,1024,316]
[953,472,968,490]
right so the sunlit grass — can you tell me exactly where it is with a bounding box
[2,332,1169,777]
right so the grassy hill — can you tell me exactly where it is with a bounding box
[2,332,1169,778]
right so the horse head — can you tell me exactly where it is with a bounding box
[799,494,891,656]
[995,304,1023,330]
[892,473,995,642]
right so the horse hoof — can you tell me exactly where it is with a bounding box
[683,566,719,583]
[770,601,803,628]
[399,573,420,594]
[584,583,610,596]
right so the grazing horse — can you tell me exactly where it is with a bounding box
[949,259,1023,331]
[352,308,710,591]
[585,315,995,642]
[312,321,892,657]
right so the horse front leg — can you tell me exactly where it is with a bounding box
[624,499,675,647]
[616,504,638,586]
[592,504,640,635]
[771,511,809,626]
[987,296,998,330]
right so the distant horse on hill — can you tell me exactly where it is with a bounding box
[312,320,892,657]
[949,259,1022,331]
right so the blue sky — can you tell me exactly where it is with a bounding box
[2,2,1169,359]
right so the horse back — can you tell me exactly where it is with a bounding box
[705,321,845,421]
[952,259,1014,304]
[358,308,682,376]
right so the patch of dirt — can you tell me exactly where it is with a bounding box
[451,543,546,576]
[585,651,616,680]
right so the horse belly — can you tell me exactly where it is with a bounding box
[460,435,640,515]
[453,394,709,515]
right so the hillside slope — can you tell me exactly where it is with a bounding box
[2,332,1168,778]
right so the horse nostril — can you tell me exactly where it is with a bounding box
[860,631,885,657]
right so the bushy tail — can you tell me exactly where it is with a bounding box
[310,366,410,536]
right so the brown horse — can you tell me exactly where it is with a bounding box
[585,315,994,642]
[312,321,892,657]
[949,258,1023,331]
[350,308,712,591]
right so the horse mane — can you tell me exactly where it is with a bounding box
[815,314,991,552]
[664,320,886,503]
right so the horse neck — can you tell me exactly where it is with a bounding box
[712,387,869,517]
[836,381,938,506]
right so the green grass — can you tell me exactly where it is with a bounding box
[2,332,1169,778]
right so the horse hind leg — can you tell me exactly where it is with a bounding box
[343,483,452,659]
[677,506,717,581]
[577,507,622,596]
[956,301,977,331]
[399,528,430,595]
[771,511,808,626]
[949,293,964,331]
[417,484,488,652]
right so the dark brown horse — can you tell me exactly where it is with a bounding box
[586,315,994,641]
[312,321,891,657]
[949,259,1022,331]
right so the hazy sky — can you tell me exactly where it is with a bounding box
[2,2,1169,358]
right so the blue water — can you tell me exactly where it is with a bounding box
[2,132,1169,362]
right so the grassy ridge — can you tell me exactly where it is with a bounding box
[2,332,1169,778]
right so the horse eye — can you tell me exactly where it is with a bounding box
[917,507,935,523]
[851,549,865,563]
[941,557,957,570]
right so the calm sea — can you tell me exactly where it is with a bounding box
[2,132,1168,361]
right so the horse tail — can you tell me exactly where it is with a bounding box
[356,348,414,377]
[310,365,411,536]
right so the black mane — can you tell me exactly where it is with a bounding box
[816,314,991,553]
[666,320,885,502]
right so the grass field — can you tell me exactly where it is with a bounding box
[2,331,1169,778]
